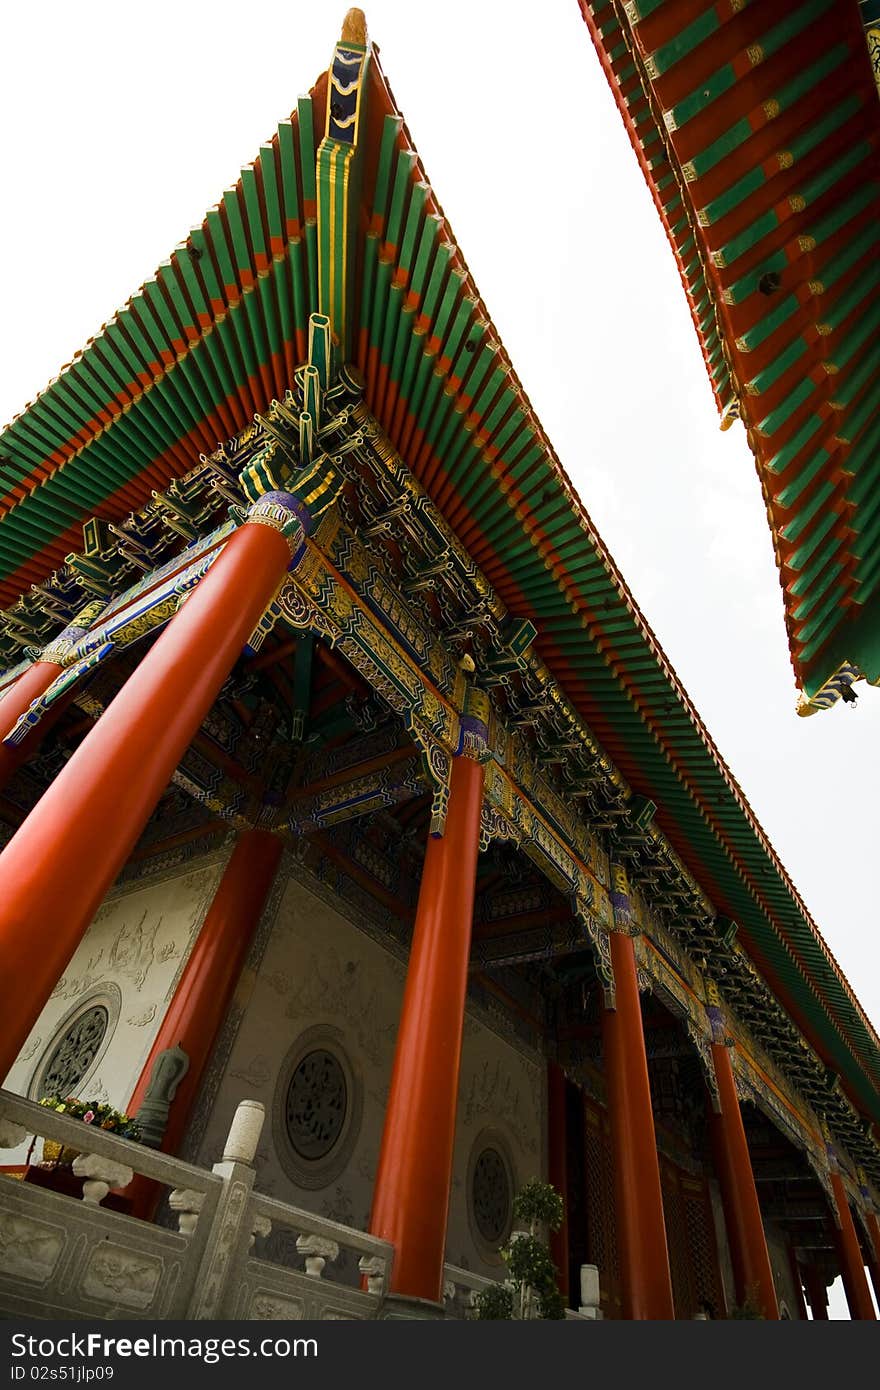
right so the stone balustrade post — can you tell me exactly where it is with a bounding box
[578,1263,603,1320]
[183,1100,267,1320]
[297,1233,340,1277]
[358,1254,387,1296]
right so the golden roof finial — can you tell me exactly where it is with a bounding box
[341,8,368,44]
[719,399,740,432]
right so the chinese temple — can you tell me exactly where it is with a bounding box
[581,0,880,714]
[0,8,878,1322]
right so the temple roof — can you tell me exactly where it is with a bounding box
[580,0,880,713]
[2,11,880,1136]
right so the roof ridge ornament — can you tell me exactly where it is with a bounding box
[318,11,371,357]
[336,8,364,45]
[341,8,367,46]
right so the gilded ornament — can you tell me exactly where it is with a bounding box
[611,862,630,899]
[704,977,723,1009]
[246,492,306,555]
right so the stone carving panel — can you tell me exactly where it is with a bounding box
[82,1243,163,1311]
[35,1003,111,1099]
[462,1059,541,1157]
[472,1148,511,1244]
[273,1028,362,1192]
[0,1213,65,1285]
[250,1292,306,1319]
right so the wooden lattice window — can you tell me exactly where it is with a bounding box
[583,1096,622,1318]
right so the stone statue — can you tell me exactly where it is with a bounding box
[135,1046,190,1149]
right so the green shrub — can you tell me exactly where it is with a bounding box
[473,1179,565,1320]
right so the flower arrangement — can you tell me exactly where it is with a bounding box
[38,1096,142,1139]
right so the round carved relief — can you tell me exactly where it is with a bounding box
[285,1049,347,1160]
[472,1146,511,1244]
[29,986,121,1100]
[272,1026,361,1190]
[466,1128,516,1261]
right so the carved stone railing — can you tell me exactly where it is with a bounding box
[0,1088,222,1319]
[0,1089,395,1322]
[0,1091,595,1322]
[443,1261,493,1319]
[230,1192,392,1320]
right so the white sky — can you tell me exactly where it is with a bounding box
[1,0,876,1317]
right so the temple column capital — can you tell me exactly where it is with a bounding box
[456,684,493,763]
[609,860,638,935]
[703,976,730,1045]
[245,490,310,556]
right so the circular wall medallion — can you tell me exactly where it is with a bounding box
[29,986,121,1101]
[272,1026,361,1190]
[472,1146,511,1244]
[285,1048,347,1160]
[466,1128,517,1261]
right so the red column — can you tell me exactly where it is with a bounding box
[803,1264,829,1319]
[0,494,301,1081]
[865,1211,880,1310]
[709,1041,779,1318]
[547,1060,570,1302]
[369,752,484,1302]
[830,1169,876,1320]
[601,929,675,1319]
[128,829,283,1152]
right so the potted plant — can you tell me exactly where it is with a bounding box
[473,1178,566,1320]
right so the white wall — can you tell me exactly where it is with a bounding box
[3,855,227,1161]
[195,871,546,1277]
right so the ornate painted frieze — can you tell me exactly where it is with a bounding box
[285,755,425,833]
[727,1014,825,1169]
